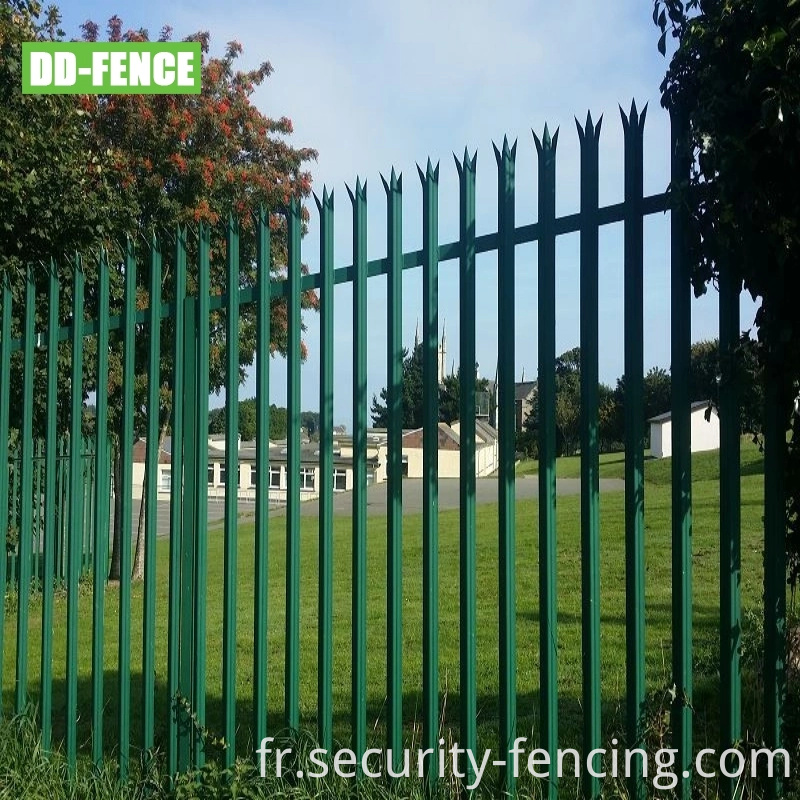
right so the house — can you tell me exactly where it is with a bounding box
[648,401,720,459]
[514,381,537,431]
[134,414,499,504]
[401,419,499,478]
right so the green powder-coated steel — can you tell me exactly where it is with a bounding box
[456,150,477,785]
[66,259,85,770]
[41,266,59,751]
[315,191,334,752]
[383,170,403,767]
[718,261,741,800]
[669,107,693,800]
[0,111,781,794]
[348,180,368,762]
[91,255,110,764]
[254,210,271,748]
[535,125,559,800]
[15,269,36,713]
[763,269,787,800]
[223,217,240,764]
[419,161,439,779]
[143,239,162,754]
[622,101,647,800]
[0,278,8,715]
[286,200,302,732]
[578,110,603,800]
[495,138,517,795]
[180,295,197,772]
[194,227,210,768]
[167,230,187,775]
[118,241,137,779]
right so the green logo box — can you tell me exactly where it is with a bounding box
[22,42,202,94]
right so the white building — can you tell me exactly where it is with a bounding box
[648,401,720,459]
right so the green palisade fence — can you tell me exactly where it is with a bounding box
[0,104,789,798]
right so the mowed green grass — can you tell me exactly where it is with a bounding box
[2,441,771,767]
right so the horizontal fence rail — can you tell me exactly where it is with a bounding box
[0,104,787,799]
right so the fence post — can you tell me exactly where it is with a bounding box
[0,276,11,715]
[167,228,187,775]
[578,110,603,800]
[91,253,110,765]
[622,100,647,800]
[316,191,334,753]
[535,124,559,800]
[66,258,85,771]
[495,138,518,795]
[285,202,302,735]
[419,161,439,783]
[456,150,477,789]
[669,105,693,800]
[41,263,60,751]
[254,209,272,750]
[15,267,36,714]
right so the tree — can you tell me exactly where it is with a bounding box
[71,16,318,579]
[371,343,488,429]
[655,0,800,584]
[371,344,424,429]
[1,2,134,439]
[438,370,491,426]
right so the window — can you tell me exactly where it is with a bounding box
[208,464,215,485]
[300,467,315,492]
[250,464,257,488]
[160,468,171,491]
[269,466,282,489]
[219,464,240,487]
[333,469,347,492]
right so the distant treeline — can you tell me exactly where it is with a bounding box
[208,400,321,441]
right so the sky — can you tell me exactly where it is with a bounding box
[60,0,759,429]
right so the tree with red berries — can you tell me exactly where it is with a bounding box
[77,16,318,579]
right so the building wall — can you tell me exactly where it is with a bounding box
[650,408,720,459]
[690,407,720,454]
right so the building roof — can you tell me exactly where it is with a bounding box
[132,438,171,464]
[648,400,716,424]
[515,381,537,402]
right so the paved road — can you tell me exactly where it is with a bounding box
[284,476,625,518]
[127,476,625,536]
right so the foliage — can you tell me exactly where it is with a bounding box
[0,1,134,439]
[370,343,488,429]
[370,344,424,429]
[654,0,800,585]
[75,14,317,578]
[208,400,314,441]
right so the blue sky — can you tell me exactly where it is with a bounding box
[60,0,758,428]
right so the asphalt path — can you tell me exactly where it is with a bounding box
[127,476,625,536]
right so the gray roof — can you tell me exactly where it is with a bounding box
[648,400,715,424]
[515,381,537,402]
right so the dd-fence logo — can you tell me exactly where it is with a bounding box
[22,42,201,94]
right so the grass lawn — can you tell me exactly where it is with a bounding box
[0,440,780,788]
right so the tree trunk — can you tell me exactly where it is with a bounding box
[108,450,122,581]
[131,423,168,580]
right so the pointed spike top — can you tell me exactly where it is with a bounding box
[454,147,477,177]
[533,124,559,155]
[417,160,439,185]
[630,98,638,119]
